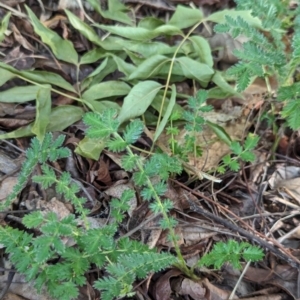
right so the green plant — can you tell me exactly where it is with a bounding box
[0,113,264,300]
[214,0,300,129]
[0,133,177,300]
[0,0,242,155]
[166,90,259,173]
[199,239,264,270]
[1,0,282,298]
[82,109,192,276]
[218,133,259,173]
[167,90,213,162]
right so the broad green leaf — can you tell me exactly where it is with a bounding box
[31,86,52,141]
[176,57,214,83]
[84,57,118,90]
[0,124,33,139]
[189,36,213,67]
[211,72,241,98]
[65,10,103,47]
[168,5,203,29]
[96,24,182,41]
[105,36,175,56]
[207,87,233,99]
[107,0,127,11]
[139,17,165,29]
[87,100,121,114]
[80,48,106,65]
[118,81,162,123]
[157,62,186,79]
[82,81,131,101]
[75,137,106,160]
[206,121,232,146]
[206,9,262,28]
[151,93,184,116]
[87,0,133,25]
[94,24,151,41]
[0,85,40,102]
[129,55,170,80]
[0,13,11,43]
[0,106,83,139]
[0,68,14,86]
[0,62,76,93]
[109,54,136,78]
[154,85,176,142]
[25,6,78,64]
[48,106,84,131]
[125,49,145,66]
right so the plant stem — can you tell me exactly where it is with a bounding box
[114,131,194,277]
[156,20,204,140]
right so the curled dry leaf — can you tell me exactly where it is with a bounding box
[202,278,232,300]
[153,269,182,300]
[11,23,35,52]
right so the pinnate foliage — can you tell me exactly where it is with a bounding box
[198,239,264,270]
[0,184,176,300]
[214,0,300,130]
[218,133,259,173]
[0,110,265,299]
[0,128,178,300]
[83,110,183,247]
[0,133,70,210]
[214,12,285,92]
[95,252,177,300]
[167,90,213,160]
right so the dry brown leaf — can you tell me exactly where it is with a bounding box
[269,165,300,189]
[11,23,35,52]
[181,225,217,246]
[209,33,248,64]
[2,292,26,300]
[202,278,232,300]
[153,269,182,300]
[158,108,248,172]
[244,265,298,299]
[95,157,112,185]
[0,150,23,174]
[0,118,33,128]
[179,278,206,299]
[24,197,71,220]
[0,177,18,202]
[4,46,35,70]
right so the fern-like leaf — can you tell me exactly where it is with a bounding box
[198,239,264,270]
[95,252,176,300]
[23,211,45,228]
[123,119,144,144]
[83,109,120,138]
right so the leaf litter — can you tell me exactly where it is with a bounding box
[0,0,300,299]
